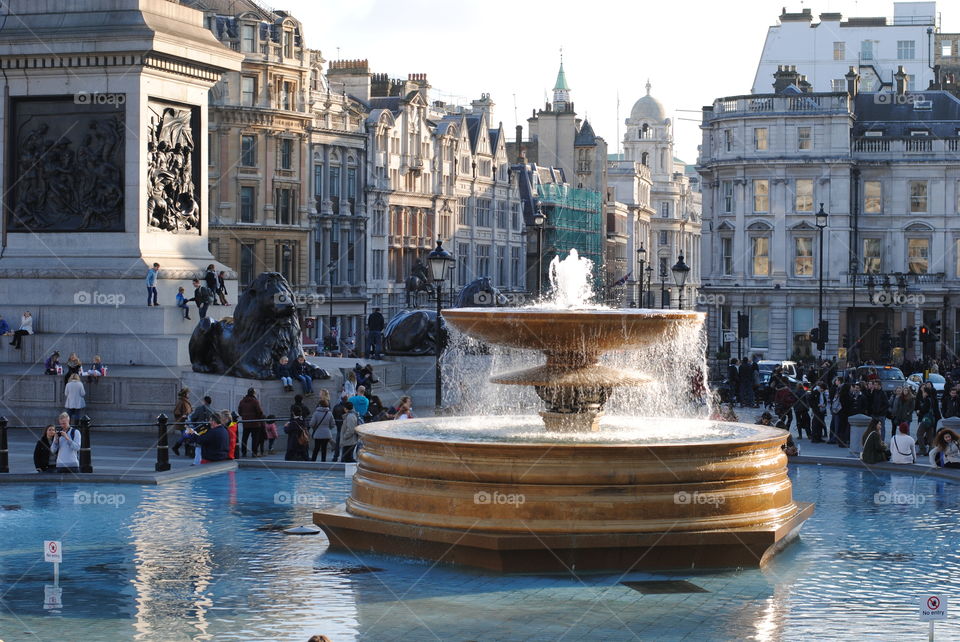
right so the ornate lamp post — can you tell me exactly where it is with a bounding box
[815,203,828,357]
[533,209,546,298]
[671,255,691,309]
[326,259,336,342]
[636,244,647,308]
[427,239,455,409]
[644,264,653,308]
[659,264,668,310]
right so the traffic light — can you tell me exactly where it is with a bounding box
[920,325,930,343]
[880,333,893,354]
[809,327,820,345]
[897,329,906,348]
[842,334,850,349]
[931,319,942,341]
[907,325,916,347]
[738,313,749,339]
[818,319,828,350]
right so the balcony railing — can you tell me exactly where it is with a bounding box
[853,137,960,155]
[849,272,945,285]
[709,93,851,118]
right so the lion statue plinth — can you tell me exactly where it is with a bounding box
[189,272,327,380]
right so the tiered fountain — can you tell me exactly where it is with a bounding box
[315,251,813,572]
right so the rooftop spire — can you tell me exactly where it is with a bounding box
[554,61,570,91]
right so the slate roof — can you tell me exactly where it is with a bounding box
[853,91,960,137]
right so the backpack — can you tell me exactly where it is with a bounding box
[199,286,215,304]
[831,392,842,414]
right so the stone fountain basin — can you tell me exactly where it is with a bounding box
[342,416,803,534]
[442,308,704,359]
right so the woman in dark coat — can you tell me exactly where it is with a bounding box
[33,425,57,472]
[284,416,310,461]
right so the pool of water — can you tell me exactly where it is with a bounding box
[1,465,959,641]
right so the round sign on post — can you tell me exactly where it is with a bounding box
[44,540,62,563]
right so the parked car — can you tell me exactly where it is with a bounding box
[756,360,800,386]
[907,373,946,398]
[847,365,907,395]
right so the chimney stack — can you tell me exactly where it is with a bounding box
[894,65,907,96]
[845,66,860,97]
[515,124,524,163]
[772,64,802,93]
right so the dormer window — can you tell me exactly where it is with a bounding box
[909,129,930,137]
[241,24,256,53]
[864,130,884,138]
[283,31,293,58]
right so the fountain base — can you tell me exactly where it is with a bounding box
[315,502,814,573]
[313,417,814,573]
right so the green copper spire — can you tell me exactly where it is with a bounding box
[554,62,570,91]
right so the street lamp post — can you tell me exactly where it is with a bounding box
[533,209,546,298]
[849,256,858,362]
[659,264,667,310]
[815,203,828,358]
[671,255,691,309]
[644,264,653,308]
[427,239,455,410]
[636,244,646,308]
[326,259,336,342]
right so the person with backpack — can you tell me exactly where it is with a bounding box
[309,399,335,461]
[204,264,219,305]
[237,388,266,457]
[284,415,310,461]
[189,278,214,319]
[50,412,82,473]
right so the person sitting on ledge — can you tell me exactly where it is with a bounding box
[0,315,10,337]
[929,428,960,469]
[44,351,61,375]
[889,422,916,465]
[9,311,33,350]
[186,411,229,463]
[861,418,890,465]
[275,356,294,392]
[86,355,105,384]
[63,352,82,386]
[33,425,57,473]
[293,355,314,396]
[176,287,192,320]
[756,411,774,427]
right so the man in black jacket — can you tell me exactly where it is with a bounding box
[366,308,385,359]
[190,278,213,319]
[860,380,890,440]
[727,358,740,405]
[331,393,349,462]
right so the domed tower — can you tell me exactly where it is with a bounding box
[623,80,673,178]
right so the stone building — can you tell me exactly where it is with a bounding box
[699,65,960,365]
[191,0,314,297]
[621,82,701,309]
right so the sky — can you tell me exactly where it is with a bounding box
[284,0,959,163]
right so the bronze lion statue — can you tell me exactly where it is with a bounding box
[189,272,327,380]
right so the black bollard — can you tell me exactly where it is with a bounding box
[78,415,93,473]
[155,414,171,472]
[0,416,8,474]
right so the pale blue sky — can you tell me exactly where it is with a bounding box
[287,0,959,163]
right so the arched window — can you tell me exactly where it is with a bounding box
[641,152,648,166]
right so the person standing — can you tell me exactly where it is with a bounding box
[339,401,359,462]
[349,386,370,422]
[810,382,828,443]
[9,311,33,349]
[171,388,193,457]
[204,264,219,305]
[146,262,160,307]
[64,374,86,424]
[331,393,349,462]
[50,412,81,473]
[33,425,57,473]
[309,399,335,462]
[190,278,213,319]
[237,388,266,457]
[366,308,385,359]
[738,358,755,408]
[726,358,740,405]
[186,412,229,463]
[216,270,229,306]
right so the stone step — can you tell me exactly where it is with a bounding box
[0,304,223,337]
[2,332,190,367]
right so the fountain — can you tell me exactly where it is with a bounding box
[314,251,813,572]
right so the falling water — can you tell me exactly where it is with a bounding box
[441,248,711,421]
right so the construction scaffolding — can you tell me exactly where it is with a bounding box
[537,183,604,288]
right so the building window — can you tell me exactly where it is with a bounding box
[275,188,294,225]
[329,166,341,198]
[721,181,734,214]
[861,40,875,61]
[457,242,469,284]
[279,139,293,170]
[659,230,668,246]
[347,167,357,199]
[833,41,845,60]
[862,238,882,273]
[511,247,521,286]
[241,135,256,167]
[752,237,770,276]
[240,243,256,287]
[497,202,507,229]
[281,81,295,110]
[497,247,506,285]
[753,179,769,213]
[795,179,813,212]
[660,202,670,218]
[241,24,256,52]
[313,164,323,199]
[476,244,491,276]
[794,236,813,276]
[283,31,293,59]
[955,238,960,278]
[831,79,846,92]
[441,213,452,238]
[908,238,929,274]
[476,199,491,227]
[797,127,812,150]
[458,198,469,225]
[239,186,255,223]
[864,181,882,213]
[724,130,733,152]
[754,128,768,151]
[898,40,916,60]
[793,307,815,359]
[372,208,385,236]
[241,76,256,107]
[721,237,733,275]
[276,244,294,283]
[910,181,928,213]
[749,307,769,349]
[512,203,521,230]
[372,249,384,280]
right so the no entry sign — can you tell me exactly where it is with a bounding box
[919,594,947,621]
[43,540,62,563]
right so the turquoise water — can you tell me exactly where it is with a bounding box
[1,466,959,641]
